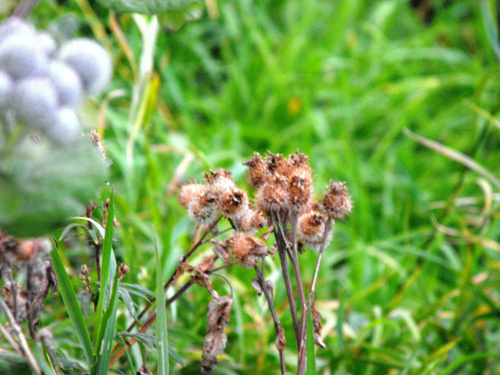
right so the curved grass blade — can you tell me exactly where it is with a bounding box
[154,231,169,375]
[50,244,94,367]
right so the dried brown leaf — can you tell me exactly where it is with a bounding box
[201,295,232,374]
[212,245,230,263]
[276,325,286,351]
[311,304,327,349]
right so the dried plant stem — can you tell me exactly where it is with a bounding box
[254,266,286,375]
[13,0,39,18]
[4,268,19,323]
[0,297,41,375]
[271,210,300,347]
[110,281,193,365]
[289,213,308,375]
[0,321,21,353]
[26,264,36,339]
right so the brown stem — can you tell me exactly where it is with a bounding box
[109,281,193,366]
[254,266,286,375]
[12,0,39,18]
[271,210,300,348]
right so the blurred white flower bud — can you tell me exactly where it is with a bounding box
[48,60,83,106]
[0,69,13,109]
[0,33,48,79]
[46,107,80,144]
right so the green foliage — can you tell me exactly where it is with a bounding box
[155,232,170,375]
[0,139,108,237]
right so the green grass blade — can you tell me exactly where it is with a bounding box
[50,245,94,367]
[481,0,500,63]
[306,307,316,375]
[94,192,116,348]
[154,231,169,375]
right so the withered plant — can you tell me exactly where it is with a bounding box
[111,150,352,374]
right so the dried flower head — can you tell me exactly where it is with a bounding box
[188,189,217,224]
[178,182,205,208]
[265,152,290,177]
[218,188,249,219]
[204,169,236,197]
[288,153,313,211]
[234,207,266,235]
[256,175,290,213]
[243,152,267,189]
[297,208,333,251]
[226,233,270,269]
[322,180,353,221]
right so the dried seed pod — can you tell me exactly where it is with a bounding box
[226,233,269,269]
[322,180,353,221]
[188,190,217,224]
[288,151,313,211]
[256,175,290,213]
[234,207,266,235]
[204,169,235,198]
[218,188,249,219]
[243,152,267,188]
[297,208,332,251]
[265,152,290,178]
[178,182,205,208]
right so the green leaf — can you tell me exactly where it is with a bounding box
[157,1,203,32]
[0,351,31,374]
[118,287,138,320]
[50,244,94,367]
[306,307,316,375]
[97,0,202,17]
[94,192,116,348]
[481,0,500,63]
[0,139,108,237]
[154,231,170,375]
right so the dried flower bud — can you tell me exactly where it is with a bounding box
[297,208,333,251]
[188,189,217,224]
[256,176,290,213]
[265,152,290,177]
[218,188,249,219]
[204,169,235,197]
[178,182,205,208]
[234,207,266,235]
[90,129,108,161]
[118,262,129,281]
[243,152,267,188]
[16,238,52,262]
[226,233,270,269]
[322,181,353,221]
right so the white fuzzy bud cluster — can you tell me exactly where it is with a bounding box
[0,17,112,145]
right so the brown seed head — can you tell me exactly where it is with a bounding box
[322,180,353,221]
[297,209,333,251]
[188,189,218,224]
[243,152,267,188]
[16,238,52,262]
[178,182,205,208]
[203,169,235,197]
[218,188,249,219]
[235,207,266,235]
[288,167,313,211]
[227,233,269,269]
[256,175,290,213]
[265,152,291,177]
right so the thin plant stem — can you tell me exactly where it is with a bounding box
[254,266,286,375]
[271,210,300,347]
[0,297,41,375]
[0,321,21,353]
[13,0,39,18]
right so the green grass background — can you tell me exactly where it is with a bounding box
[7,0,500,373]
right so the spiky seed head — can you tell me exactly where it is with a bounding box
[322,180,353,221]
[265,152,290,177]
[178,182,205,208]
[227,233,269,269]
[46,107,81,144]
[0,70,13,109]
[188,190,217,224]
[12,77,58,130]
[243,152,267,188]
[219,188,249,218]
[204,169,235,197]
[48,60,83,106]
[0,33,48,79]
[59,38,112,95]
[256,175,290,213]
[297,208,333,251]
[235,207,266,235]
[288,162,313,211]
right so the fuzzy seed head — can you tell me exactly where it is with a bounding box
[188,190,217,224]
[234,207,266,235]
[48,60,83,106]
[204,169,236,197]
[288,167,313,211]
[178,182,205,208]
[12,77,58,130]
[256,176,290,213]
[322,181,353,220]
[59,38,112,95]
[243,152,267,188]
[218,188,249,219]
[0,33,48,79]
[265,152,290,178]
[297,209,332,251]
[227,233,269,269]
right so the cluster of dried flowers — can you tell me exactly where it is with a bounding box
[177,150,352,374]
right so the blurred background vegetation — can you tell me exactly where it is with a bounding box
[3,0,500,373]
